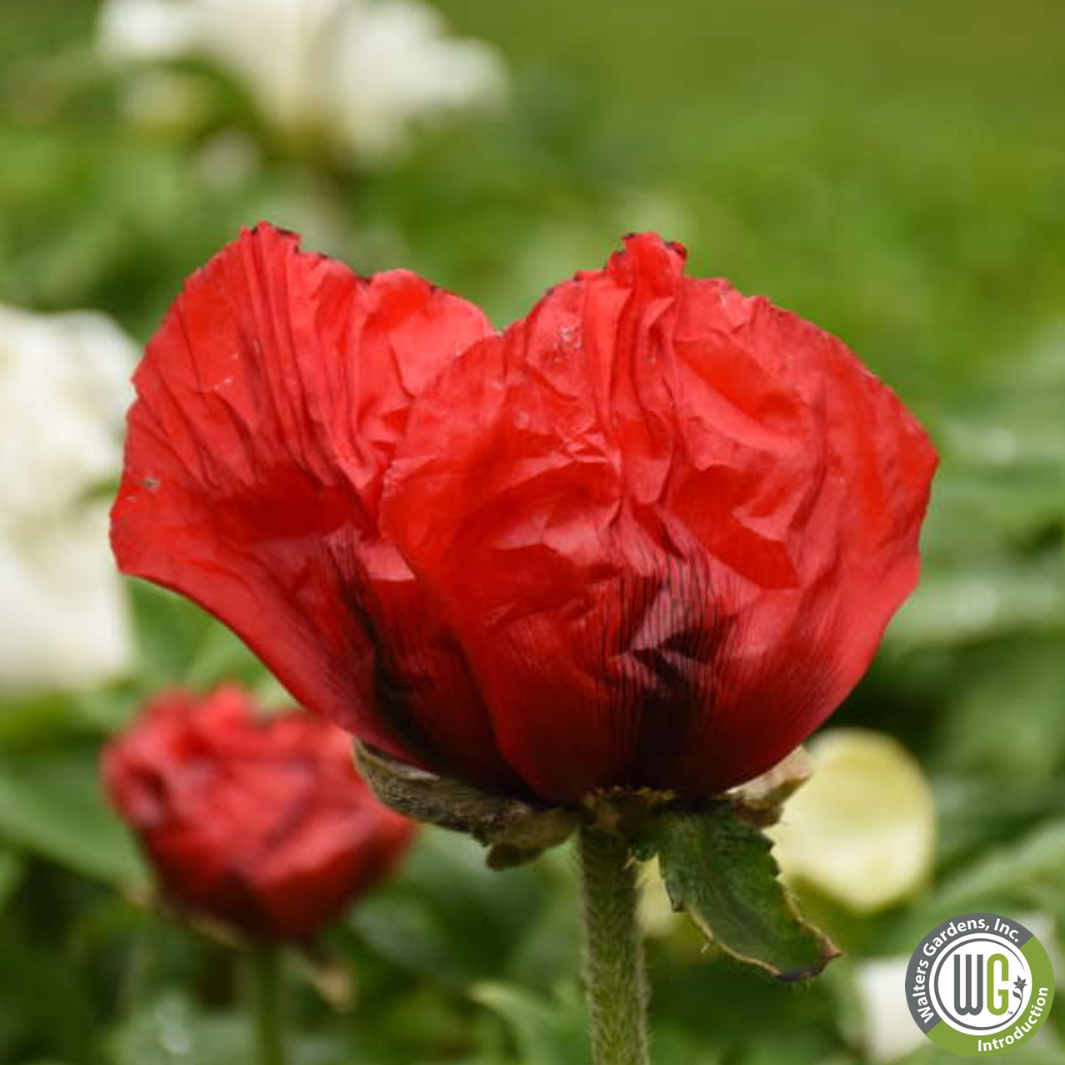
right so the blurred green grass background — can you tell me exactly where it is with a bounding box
[1,0,1064,1063]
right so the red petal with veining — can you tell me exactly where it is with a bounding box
[111,225,518,791]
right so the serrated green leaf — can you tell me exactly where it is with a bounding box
[639,807,838,980]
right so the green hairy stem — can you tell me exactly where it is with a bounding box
[577,825,652,1065]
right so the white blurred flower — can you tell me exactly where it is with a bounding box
[98,0,201,61]
[770,729,936,913]
[0,306,137,696]
[854,957,927,1062]
[97,0,508,164]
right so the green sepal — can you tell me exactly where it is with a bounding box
[354,742,579,868]
[635,804,839,981]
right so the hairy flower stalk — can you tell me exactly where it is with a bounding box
[578,827,651,1065]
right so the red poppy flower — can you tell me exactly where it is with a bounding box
[112,225,936,806]
[102,685,415,940]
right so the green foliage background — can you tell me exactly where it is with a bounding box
[1,0,1064,1062]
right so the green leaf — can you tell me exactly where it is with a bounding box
[637,807,838,980]
[131,583,267,693]
[349,827,550,990]
[0,918,101,1065]
[644,1027,723,1065]
[472,982,589,1065]
[0,746,145,884]
[107,993,244,1065]
[938,635,1065,783]
[935,816,1065,913]
[0,848,23,913]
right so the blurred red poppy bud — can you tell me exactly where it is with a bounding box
[102,685,416,941]
[112,225,936,810]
